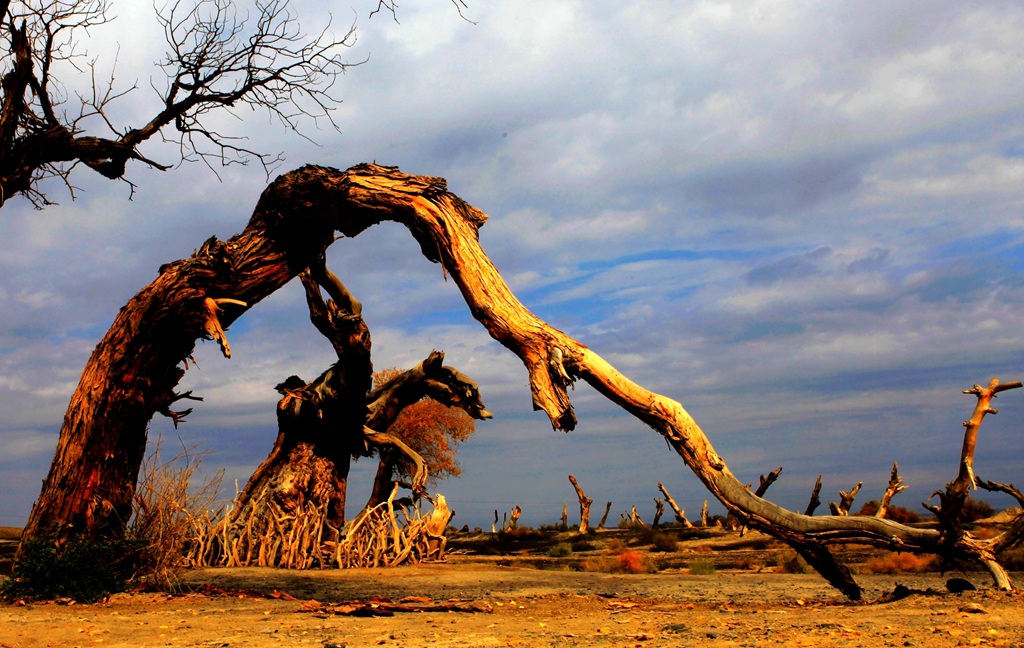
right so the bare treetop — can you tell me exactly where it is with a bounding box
[0,0,356,207]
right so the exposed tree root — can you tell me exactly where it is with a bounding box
[187,485,454,569]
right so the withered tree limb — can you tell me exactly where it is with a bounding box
[805,475,823,516]
[23,163,1024,600]
[930,379,1024,590]
[876,462,907,519]
[567,474,593,533]
[0,0,354,207]
[657,482,692,528]
[828,482,862,516]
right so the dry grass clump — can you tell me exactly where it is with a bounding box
[863,552,939,574]
[688,558,716,575]
[546,542,573,558]
[131,435,224,590]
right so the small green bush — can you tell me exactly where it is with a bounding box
[688,558,716,575]
[546,542,573,558]
[2,532,145,603]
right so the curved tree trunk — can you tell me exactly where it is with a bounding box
[23,163,1024,599]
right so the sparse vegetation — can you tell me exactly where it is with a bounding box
[498,526,545,542]
[546,542,573,558]
[776,551,811,574]
[688,558,716,575]
[862,552,939,574]
[131,436,223,590]
[579,547,650,574]
[961,497,997,522]
[1,530,145,603]
[570,539,597,552]
[998,546,1024,570]
[855,500,922,524]
[616,550,649,573]
[648,531,680,552]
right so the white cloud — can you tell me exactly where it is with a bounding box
[4,0,1024,528]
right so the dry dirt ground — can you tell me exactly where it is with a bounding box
[2,527,1023,648]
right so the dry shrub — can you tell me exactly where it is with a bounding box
[969,526,1000,540]
[693,544,713,554]
[580,555,619,573]
[688,558,716,575]
[580,549,650,574]
[998,546,1024,570]
[736,556,762,571]
[617,549,648,574]
[863,552,938,574]
[131,435,223,590]
[649,531,680,552]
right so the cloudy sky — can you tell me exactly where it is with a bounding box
[3,0,1024,530]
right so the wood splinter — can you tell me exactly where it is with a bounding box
[200,297,248,358]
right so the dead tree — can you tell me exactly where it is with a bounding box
[651,498,665,528]
[657,482,693,528]
[507,505,521,530]
[740,467,782,535]
[805,475,823,516]
[191,257,489,568]
[560,503,568,530]
[361,354,491,511]
[24,163,1024,599]
[628,506,648,528]
[828,482,862,516]
[568,474,594,533]
[0,0,353,208]
[876,462,907,519]
[699,499,708,527]
[596,502,612,530]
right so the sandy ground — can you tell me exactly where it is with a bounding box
[2,528,1023,647]
[2,562,1023,647]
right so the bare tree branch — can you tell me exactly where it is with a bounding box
[0,0,356,207]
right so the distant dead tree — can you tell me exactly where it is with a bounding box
[21,163,1024,599]
[657,482,692,528]
[567,474,593,533]
[0,0,354,208]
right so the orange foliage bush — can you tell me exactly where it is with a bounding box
[617,550,648,574]
[580,549,650,574]
[863,552,938,574]
[373,368,478,486]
